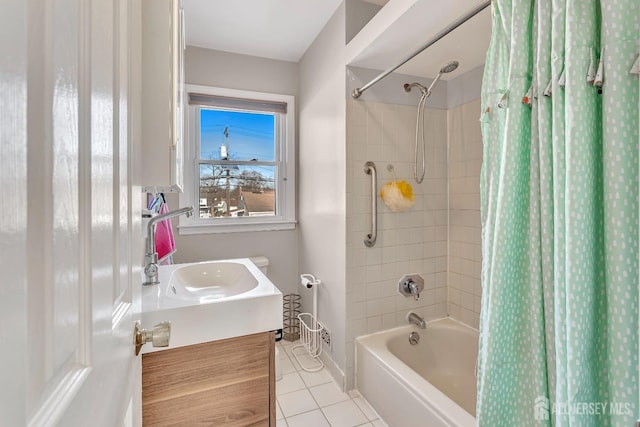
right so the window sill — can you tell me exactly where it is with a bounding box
[177,220,297,235]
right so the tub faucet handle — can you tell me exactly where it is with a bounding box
[398,274,424,301]
[408,280,421,300]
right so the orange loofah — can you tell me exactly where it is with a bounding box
[380,180,415,212]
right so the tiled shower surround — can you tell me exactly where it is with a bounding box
[447,99,483,329]
[344,98,482,388]
[345,100,449,388]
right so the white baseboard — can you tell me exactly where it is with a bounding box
[319,351,346,392]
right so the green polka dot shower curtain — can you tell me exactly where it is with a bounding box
[477,0,639,425]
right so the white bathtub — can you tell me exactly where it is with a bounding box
[356,317,478,427]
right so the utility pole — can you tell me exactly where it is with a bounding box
[224,126,230,216]
[222,126,229,159]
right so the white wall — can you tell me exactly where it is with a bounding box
[345,0,383,44]
[166,47,300,295]
[446,65,483,108]
[298,4,348,382]
[185,46,299,95]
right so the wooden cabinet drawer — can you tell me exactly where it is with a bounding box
[143,331,275,426]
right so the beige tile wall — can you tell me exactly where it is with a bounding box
[345,99,448,388]
[342,94,484,390]
[447,98,483,328]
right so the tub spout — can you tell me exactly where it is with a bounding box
[407,312,426,329]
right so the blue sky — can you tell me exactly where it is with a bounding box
[200,108,275,161]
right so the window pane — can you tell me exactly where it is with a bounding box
[198,164,276,218]
[199,108,275,161]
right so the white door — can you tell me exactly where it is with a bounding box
[1,0,143,426]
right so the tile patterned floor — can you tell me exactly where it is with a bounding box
[276,340,389,427]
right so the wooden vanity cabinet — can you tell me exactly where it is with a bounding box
[142,331,276,426]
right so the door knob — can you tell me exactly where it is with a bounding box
[134,320,171,356]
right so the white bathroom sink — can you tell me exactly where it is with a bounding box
[141,258,282,353]
[168,261,259,302]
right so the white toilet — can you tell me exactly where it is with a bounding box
[249,256,269,275]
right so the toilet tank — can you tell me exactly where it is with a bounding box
[249,256,269,275]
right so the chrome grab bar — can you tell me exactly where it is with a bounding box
[364,161,377,247]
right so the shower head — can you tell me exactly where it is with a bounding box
[440,61,459,74]
[426,60,460,96]
[404,61,460,99]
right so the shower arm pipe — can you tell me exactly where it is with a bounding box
[364,161,377,247]
[351,0,492,99]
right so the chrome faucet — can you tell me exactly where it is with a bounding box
[143,206,194,286]
[407,312,426,329]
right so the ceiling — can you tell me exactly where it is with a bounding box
[348,0,492,80]
[183,0,343,62]
[182,0,491,80]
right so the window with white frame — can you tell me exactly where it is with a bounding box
[179,85,295,234]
